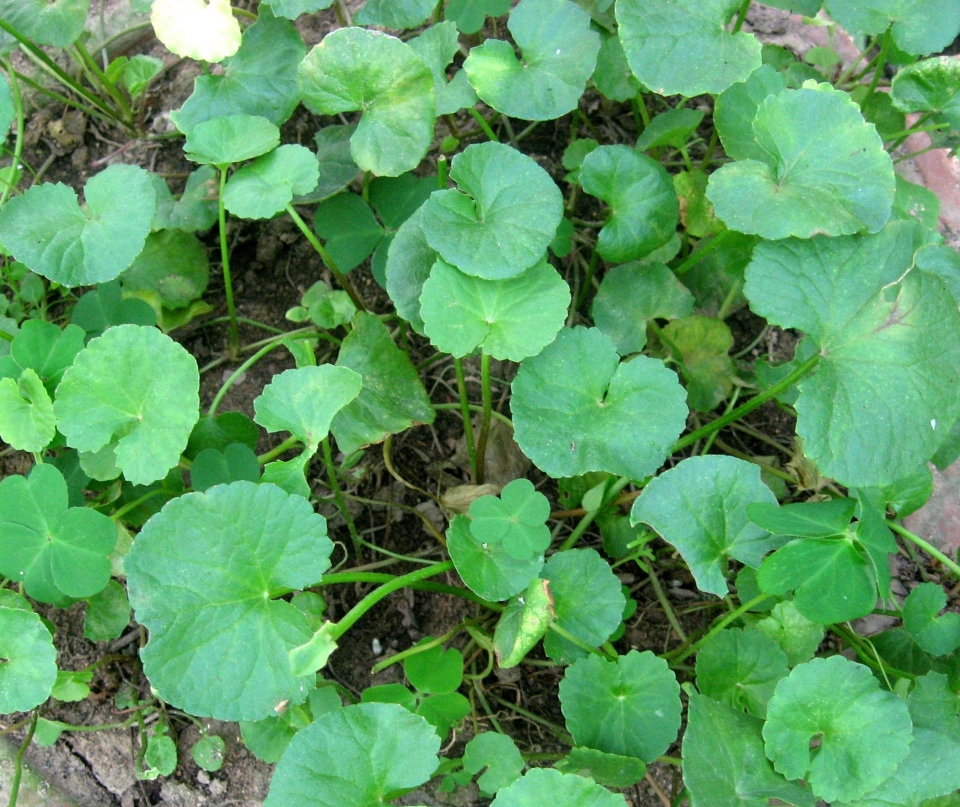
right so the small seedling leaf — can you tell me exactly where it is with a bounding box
[151,0,241,63]
[755,601,824,667]
[409,22,478,115]
[660,315,736,412]
[903,583,960,657]
[120,230,210,310]
[191,735,226,772]
[463,732,525,795]
[593,32,641,103]
[404,640,464,695]
[635,108,705,151]
[224,144,319,220]
[190,444,261,492]
[0,369,55,452]
[151,167,219,232]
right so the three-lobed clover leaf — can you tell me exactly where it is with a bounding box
[253,364,362,452]
[463,0,600,121]
[183,114,280,166]
[903,583,960,657]
[491,765,628,807]
[264,702,440,807]
[763,655,913,803]
[695,628,789,718]
[616,0,762,97]
[0,0,88,48]
[125,481,334,721]
[825,0,960,56]
[151,0,241,63]
[223,144,320,220]
[54,325,200,486]
[420,142,563,280]
[631,456,782,596]
[743,221,960,487]
[707,83,895,240]
[0,164,156,287]
[298,27,435,177]
[171,9,306,134]
[419,258,570,361]
[579,145,679,264]
[0,464,115,604]
[468,479,551,560]
[0,596,58,714]
[559,650,681,762]
[511,327,687,480]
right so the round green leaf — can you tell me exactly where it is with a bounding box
[419,258,570,361]
[763,655,913,803]
[264,703,440,807]
[405,641,464,695]
[126,481,333,721]
[560,650,680,762]
[541,548,625,662]
[743,222,960,487]
[468,479,551,560]
[420,142,563,280]
[224,144,319,219]
[120,230,210,310]
[183,114,280,166]
[706,84,895,239]
[463,732,525,795]
[171,9,306,133]
[83,579,131,643]
[825,0,960,56]
[313,192,384,272]
[123,56,164,100]
[261,0,334,19]
[755,601,824,667]
[463,0,600,121]
[331,312,435,455]
[446,0,511,34]
[191,734,226,772]
[616,0,762,97]
[714,65,788,163]
[151,0,241,63]
[298,27,435,177]
[54,325,200,486]
[190,444,261,492]
[695,628,789,718]
[903,582,960,657]
[491,767,627,807]
[579,145,679,264]
[511,327,687,480]
[591,261,694,356]
[0,368,55,452]
[0,0,88,47]
[892,56,960,129]
[447,514,544,601]
[354,0,436,28]
[385,205,437,335]
[0,164,156,287]
[0,464,115,603]
[0,604,57,714]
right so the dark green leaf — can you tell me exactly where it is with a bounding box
[695,628,789,717]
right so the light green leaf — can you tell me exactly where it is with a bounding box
[0,73,13,141]
[223,144,319,219]
[560,650,680,761]
[355,0,436,28]
[126,482,333,720]
[714,65,788,163]
[331,312,435,455]
[593,32,641,103]
[190,444,261,492]
[561,138,599,184]
[468,479,551,560]
[556,747,646,788]
[289,621,338,677]
[419,258,570,361]
[636,108,705,151]
[0,164,156,287]
[491,767,627,807]
[0,368,55,452]
[463,733,525,796]
[261,0,333,18]
[120,230,209,309]
[261,453,311,500]
[409,21,478,115]
[404,640,463,695]
[143,733,177,778]
[298,27,435,177]
[580,145,679,263]
[191,735,226,772]
[541,548,625,662]
[755,601,824,666]
[660,315,735,412]
[706,84,895,239]
[0,320,83,393]
[463,0,600,121]
[682,693,816,807]
[903,583,960,657]
[54,325,200,486]
[151,0,241,62]
[385,206,437,335]
[892,56,960,129]
[151,166,219,232]
[511,327,687,479]
[184,114,280,166]
[0,464,115,603]
[893,175,941,230]
[420,142,563,280]
[52,670,92,702]
[743,222,960,486]
[0,0,88,47]
[0,603,58,714]
[253,364,362,452]
[493,578,554,668]
[83,580,130,643]
[289,280,357,330]
[591,261,694,355]
[447,514,544,601]
[695,628,789,717]
[616,0,762,97]
[445,0,511,34]
[313,193,383,272]
[123,55,164,100]
[264,703,440,807]
[763,655,913,803]
[631,456,781,596]
[825,0,960,56]
[240,702,313,763]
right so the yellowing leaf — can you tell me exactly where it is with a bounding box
[151,0,242,63]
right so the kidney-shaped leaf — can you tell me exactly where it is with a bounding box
[54,325,200,486]
[511,327,687,479]
[492,767,628,807]
[463,0,600,121]
[0,600,58,714]
[420,258,570,361]
[903,582,960,657]
[891,56,960,129]
[126,482,333,721]
[707,84,895,240]
[695,628,789,718]
[151,0,241,63]
[447,514,544,601]
[825,0,960,56]
[223,144,319,219]
[616,0,762,97]
[0,0,88,47]
[0,164,156,287]
[743,222,960,487]
[560,650,680,762]
[265,702,440,807]
[0,464,114,604]
[580,145,679,264]
[184,114,280,166]
[420,142,563,280]
[298,27,435,177]
[763,655,913,803]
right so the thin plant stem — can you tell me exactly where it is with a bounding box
[894,145,939,164]
[475,353,493,485]
[454,358,478,480]
[434,402,513,429]
[320,569,501,610]
[647,567,688,643]
[285,204,366,312]
[73,41,133,124]
[208,339,283,417]
[110,488,167,521]
[217,166,240,354]
[485,692,572,743]
[575,248,600,311]
[667,594,768,664]
[258,435,301,465]
[673,229,735,275]
[0,61,23,208]
[560,476,632,551]
[888,521,960,578]
[549,622,617,659]
[866,32,890,96]
[731,0,750,33]
[371,622,466,674]
[8,711,37,807]
[322,436,362,556]
[468,107,499,142]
